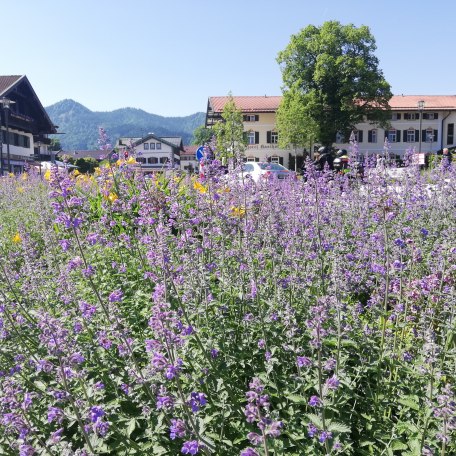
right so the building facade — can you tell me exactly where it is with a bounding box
[206,95,456,165]
[0,75,57,174]
[116,134,182,173]
[206,96,305,169]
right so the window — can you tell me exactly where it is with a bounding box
[243,115,259,122]
[246,131,259,145]
[387,129,400,143]
[406,129,416,142]
[242,163,255,172]
[160,157,168,164]
[270,156,280,164]
[447,123,454,145]
[368,129,377,143]
[136,157,146,164]
[144,143,149,150]
[426,128,434,143]
[150,143,155,150]
[404,113,420,120]
[353,130,363,143]
[267,131,278,144]
[156,143,161,150]
[423,113,438,120]
[391,113,401,120]
[148,157,158,164]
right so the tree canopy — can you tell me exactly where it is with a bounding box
[277,21,392,147]
[212,94,246,163]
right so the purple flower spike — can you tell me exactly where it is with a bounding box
[181,440,200,454]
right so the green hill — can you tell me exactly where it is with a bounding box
[45,99,206,150]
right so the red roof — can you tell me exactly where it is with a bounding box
[209,96,282,113]
[208,94,456,112]
[183,145,199,154]
[0,75,23,96]
[389,95,456,110]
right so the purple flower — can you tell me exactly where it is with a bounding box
[47,406,64,424]
[156,394,174,410]
[247,432,263,445]
[210,348,219,358]
[297,356,312,368]
[96,420,110,437]
[325,375,340,390]
[318,431,333,443]
[257,339,266,349]
[188,392,207,412]
[89,406,105,423]
[169,418,186,439]
[241,449,259,456]
[308,395,322,407]
[181,440,200,454]
[308,423,318,437]
[108,289,123,302]
[19,445,35,456]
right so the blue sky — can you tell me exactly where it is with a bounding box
[3,0,455,117]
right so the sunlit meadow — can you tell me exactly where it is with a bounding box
[0,143,455,455]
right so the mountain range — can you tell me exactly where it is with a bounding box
[45,99,206,150]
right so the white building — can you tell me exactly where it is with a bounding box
[206,95,456,166]
[116,134,183,173]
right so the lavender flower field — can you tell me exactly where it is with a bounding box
[0,159,455,455]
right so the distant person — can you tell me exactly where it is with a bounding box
[442,148,452,168]
[313,146,334,171]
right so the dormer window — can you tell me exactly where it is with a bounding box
[243,114,259,122]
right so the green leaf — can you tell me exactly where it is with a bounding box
[286,394,307,404]
[126,419,136,438]
[327,420,351,433]
[398,397,420,411]
[390,440,408,451]
[305,413,324,429]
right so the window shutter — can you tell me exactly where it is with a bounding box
[422,130,426,142]
[415,130,419,141]
[358,130,363,143]
[255,115,259,121]
[243,115,248,121]
[434,113,438,119]
[368,130,372,142]
[267,131,271,144]
[423,113,429,120]
[397,113,401,120]
[279,157,284,165]
[396,130,401,142]
[243,132,248,142]
[255,132,259,144]
[433,130,438,142]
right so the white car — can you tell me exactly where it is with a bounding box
[232,162,293,183]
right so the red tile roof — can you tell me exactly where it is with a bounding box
[209,96,282,113]
[389,95,456,110]
[208,94,456,112]
[183,145,199,154]
[0,75,23,96]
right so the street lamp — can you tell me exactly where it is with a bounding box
[0,97,16,173]
[417,100,425,154]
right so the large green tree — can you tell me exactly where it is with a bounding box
[277,21,392,147]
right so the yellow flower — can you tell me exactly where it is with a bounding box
[94,167,101,176]
[106,192,118,203]
[44,170,51,181]
[193,181,207,194]
[72,169,80,176]
[8,173,14,177]
[116,159,123,167]
[12,233,22,243]
[21,173,28,180]
[17,186,24,193]
[126,156,136,165]
[230,206,246,217]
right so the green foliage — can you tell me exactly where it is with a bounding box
[46,99,205,150]
[212,94,246,162]
[277,21,392,146]
[192,125,214,146]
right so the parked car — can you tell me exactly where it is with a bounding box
[232,162,293,183]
